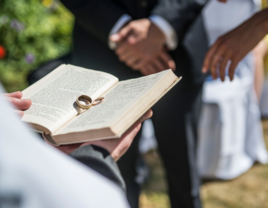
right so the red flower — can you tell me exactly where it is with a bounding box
[0,45,6,59]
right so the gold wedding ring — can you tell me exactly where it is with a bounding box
[76,95,105,111]
[92,97,105,106]
[76,95,92,110]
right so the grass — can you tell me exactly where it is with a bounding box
[139,120,268,208]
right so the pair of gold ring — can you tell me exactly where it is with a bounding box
[76,95,105,110]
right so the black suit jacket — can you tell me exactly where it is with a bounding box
[59,0,209,87]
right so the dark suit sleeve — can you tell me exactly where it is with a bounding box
[60,0,127,44]
[69,145,126,191]
[151,0,207,40]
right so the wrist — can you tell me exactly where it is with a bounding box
[82,140,112,154]
[149,15,178,50]
[150,21,166,45]
[253,9,268,39]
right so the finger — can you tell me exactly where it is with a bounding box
[116,41,131,56]
[136,59,160,75]
[157,52,170,70]
[202,40,221,73]
[127,34,139,45]
[124,123,142,138]
[131,59,142,70]
[117,48,133,62]
[218,50,232,81]
[8,97,32,110]
[159,51,176,71]
[140,109,153,123]
[142,64,157,75]
[140,69,149,76]
[117,42,139,62]
[125,56,141,68]
[168,59,176,71]
[228,58,240,81]
[210,45,228,80]
[153,58,167,72]
[123,109,153,136]
[111,25,132,43]
[111,122,142,161]
[4,91,23,99]
[107,109,153,161]
[14,110,24,118]
[132,58,147,70]
[110,27,131,43]
[110,34,120,42]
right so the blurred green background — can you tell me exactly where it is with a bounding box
[0,0,73,92]
[1,1,268,208]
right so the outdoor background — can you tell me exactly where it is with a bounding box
[1,1,268,207]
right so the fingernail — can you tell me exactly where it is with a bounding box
[110,34,118,41]
[19,111,24,118]
[24,99,32,104]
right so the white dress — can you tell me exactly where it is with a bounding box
[197,0,268,180]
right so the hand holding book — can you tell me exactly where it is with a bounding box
[55,109,153,161]
[5,91,152,161]
[4,91,31,117]
[20,64,180,145]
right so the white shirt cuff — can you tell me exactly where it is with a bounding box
[109,14,132,50]
[149,15,178,50]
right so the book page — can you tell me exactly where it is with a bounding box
[54,71,169,135]
[22,64,118,133]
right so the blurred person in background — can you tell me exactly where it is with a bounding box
[259,35,268,116]
[202,2,268,81]
[1,86,152,208]
[197,0,268,181]
[27,0,210,207]
[258,0,268,117]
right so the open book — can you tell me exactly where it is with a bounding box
[22,64,181,146]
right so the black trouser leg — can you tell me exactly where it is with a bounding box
[117,130,142,208]
[152,83,203,208]
[118,82,203,208]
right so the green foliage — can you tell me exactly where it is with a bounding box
[0,0,73,92]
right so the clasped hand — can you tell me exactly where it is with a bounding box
[110,19,176,75]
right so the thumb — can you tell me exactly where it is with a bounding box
[8,97,32,110]
[140,109,153,123]
[110,33,121,42]
[168,59,176,71]
[4,91,23,99]
[127,34,139,45]
[110,25,131,43]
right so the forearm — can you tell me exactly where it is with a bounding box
[250,8,268,40]
[69,145,126,191]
